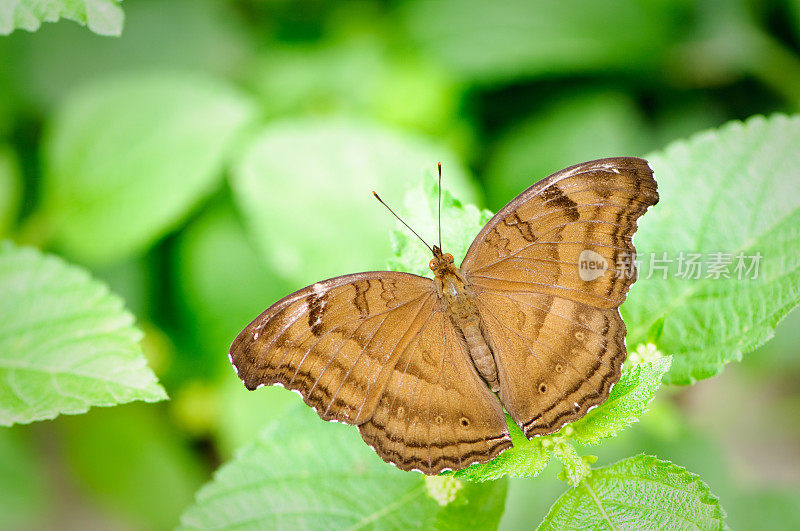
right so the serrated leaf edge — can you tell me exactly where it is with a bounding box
[0,241,167,426]
[539,454,728,530]
[634,113,800,385]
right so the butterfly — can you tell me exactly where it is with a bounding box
[230,157,658,474]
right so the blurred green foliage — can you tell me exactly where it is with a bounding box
[2,0,800,528]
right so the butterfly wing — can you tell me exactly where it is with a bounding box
[461,157,659,437]
[230,271,510,473]
[358,299,511,473]
[230,272,434,425]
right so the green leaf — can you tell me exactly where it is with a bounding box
[538,455,727,530]
[399,0,681,83]
[452,441,550,482]
[230,117,478,285]
[452,417,549,481]
[623,114,800,384]
[0,0,124,36]
[180,402,507,530]
[0,241,166,426]
[568,355,671,446]
[42,73,255,264]
[0,145,21,237]
[484,90,651,209]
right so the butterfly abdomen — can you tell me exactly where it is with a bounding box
[461,321,500,392]
[437,267,501,392]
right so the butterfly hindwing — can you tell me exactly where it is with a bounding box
[461,157,658,436]
[476,291,626,437]
[358,299,511,473]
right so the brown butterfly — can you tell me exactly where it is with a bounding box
[230,157,658,474]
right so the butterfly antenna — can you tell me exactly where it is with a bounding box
[372,191,434,253]
[437,162,442,250]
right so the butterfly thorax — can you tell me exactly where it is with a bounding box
[430,246,500,392]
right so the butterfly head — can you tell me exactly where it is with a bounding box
[429,245,455,273]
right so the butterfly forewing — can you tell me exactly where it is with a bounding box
[230,272,435,425]
[462,157,658,309]
[462,157,658,436]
